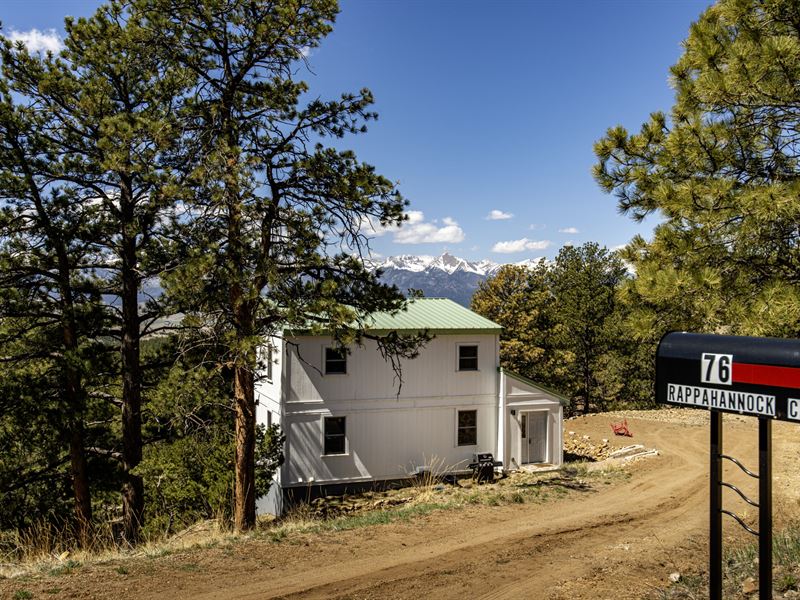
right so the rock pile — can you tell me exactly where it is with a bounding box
[309,493,407,518]
[563,432,614,461]
[601,408,709,426]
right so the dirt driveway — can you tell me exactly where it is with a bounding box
[4,410,800,600]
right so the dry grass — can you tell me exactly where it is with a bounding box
[0,462,631,581]
[405,455,464,505]
[0,518,240,580]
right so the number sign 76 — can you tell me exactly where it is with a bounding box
[701,353,732,385]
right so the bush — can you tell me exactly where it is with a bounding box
[138,423,284,536]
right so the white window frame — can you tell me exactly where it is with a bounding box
[323,345,348,375]
[456,408,478,447]
[456,342,479,372]
[321,415,348,456]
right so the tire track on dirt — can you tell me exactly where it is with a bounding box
[188,420,712,600]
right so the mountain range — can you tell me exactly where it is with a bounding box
[139,252,534,308]
[371,252,537,306]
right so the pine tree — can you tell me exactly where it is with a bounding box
[549,243,627,413]
[1,2,191,543]
[594,0,800,340]
[0,70,109,543]
[471,262,569,388]
[133,0,419,531]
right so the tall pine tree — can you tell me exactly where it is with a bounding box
[595,0,800,340]
[1,2,191,543]
[471,262,569,388]
[134,0,419,531]
[0,56,110,544]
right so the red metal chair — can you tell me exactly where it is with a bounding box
[610,419,632,437]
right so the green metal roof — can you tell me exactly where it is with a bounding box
[287,298,502,336]
[364,298,502,334]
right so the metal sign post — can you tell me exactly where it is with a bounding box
[655,332,800,600]
[759,417,772,600]
[710,410,722,600]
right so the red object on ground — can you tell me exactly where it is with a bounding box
[611,419,633,437]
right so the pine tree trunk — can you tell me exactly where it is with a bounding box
[233,362,256,531]
[121,286,144,544]
[222,110,257,531]
[120,179,144,544]
[68,423,92,545]
[63,334,92,545]
[59,249,92,545]
[18,140,95,545]
[584,361,591,415]
[64,336,92,545]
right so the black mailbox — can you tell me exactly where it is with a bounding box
[656,331,800,422]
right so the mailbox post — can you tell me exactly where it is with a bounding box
[656,332,800,600]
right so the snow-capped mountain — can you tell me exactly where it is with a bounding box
[372,252,540,306]
[375,253,499,275]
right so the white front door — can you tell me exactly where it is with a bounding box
[520,411,548,464]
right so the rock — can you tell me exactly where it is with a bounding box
[783,590,800,598]
[742,577,758,594]
[668,572,681,583]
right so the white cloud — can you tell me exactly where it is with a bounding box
[394,211,465,244]
[491,238,551,254]
[405,210,424,225]
[558,226,579,234]
[7,28,63,53]
[363,215,392,237]
[486,209,513,221]
[529,223,546,230]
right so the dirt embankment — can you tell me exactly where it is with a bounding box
[3,410,799,600]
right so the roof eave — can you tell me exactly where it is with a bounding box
[285,327,502,337]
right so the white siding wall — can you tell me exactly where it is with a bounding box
[503,376,564,468]
[255,335,285,515]
[255,335,283,428]
[279,334,499,486]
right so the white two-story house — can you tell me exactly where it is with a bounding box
[256,297,566,514]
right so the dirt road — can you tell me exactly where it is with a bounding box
[4,412,799,599]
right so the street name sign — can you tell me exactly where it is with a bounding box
[656,332,800,421]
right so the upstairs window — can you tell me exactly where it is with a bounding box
[458,345,478,371]
[457,410,477,446]
[324,416,347,455]
[325,347,347,375]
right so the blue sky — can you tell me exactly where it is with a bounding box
[2,0,712,261]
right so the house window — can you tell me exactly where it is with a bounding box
[457,410,477,446]
[324,416,347,455]
[324,347,347,375]
[458,345,478,371]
